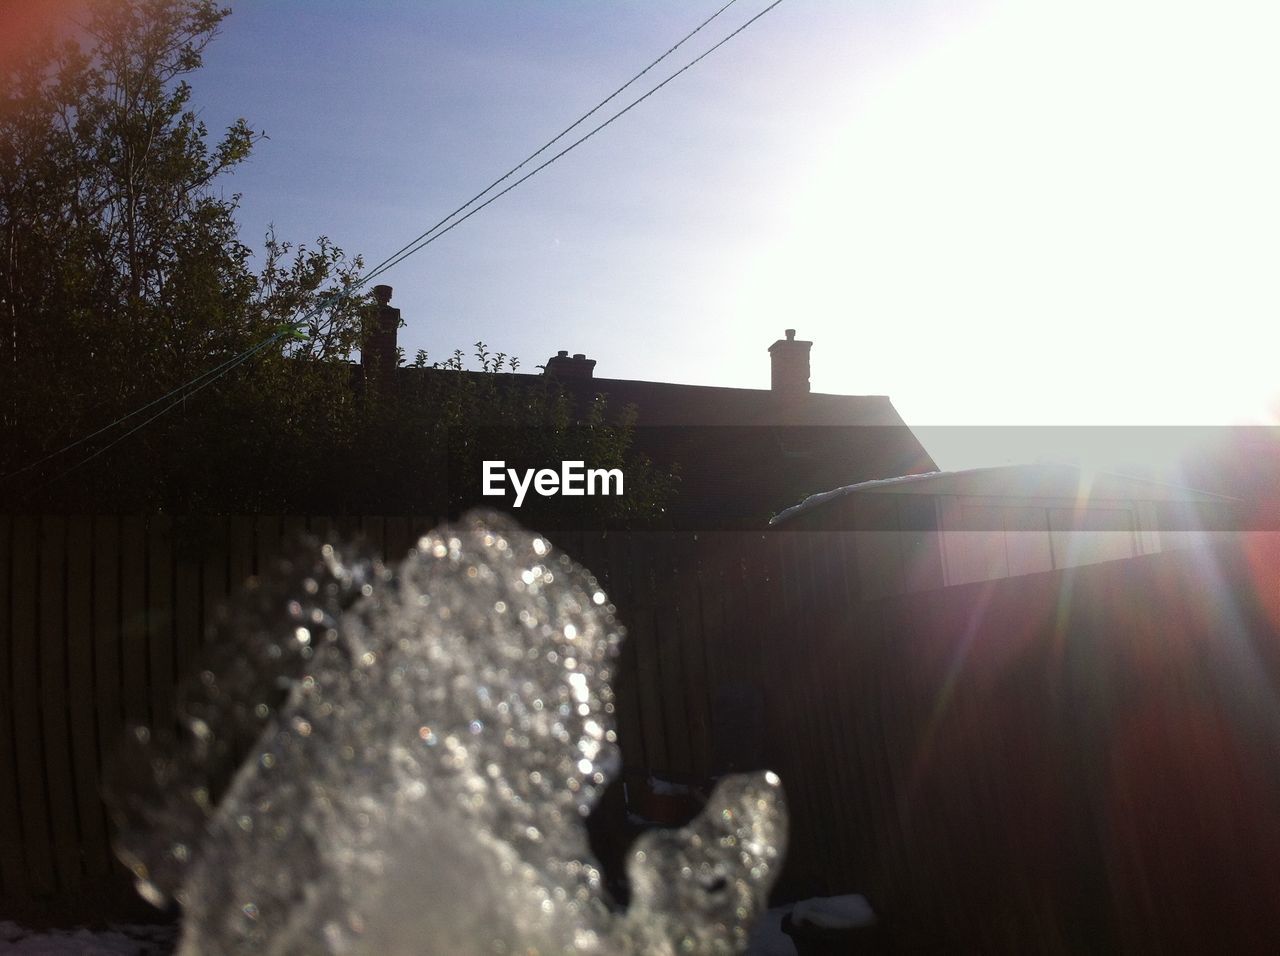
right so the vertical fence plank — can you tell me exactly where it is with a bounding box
[307,515,332,544]
[674,534,712,780]
[804,532,844,891]
[409,514,435,541]
[697,541,732,773]
[786,531,831,888]
[788,532,834,886]
[39,516,81,891]
[333,515,359,546]
[766,530,821,894]
[66,516,109,879]
[824,540,880,889]
[92,516,121,847]
[804,532,860,890]
[174,535,201,685]
[652,533,692,776]
[848,596,898,895]
[360,516,386,563]
[228,516,254,596]
[700,533,770,778]
[11,517,54,896]
[199,517,228,648]
[147,517,175,733]
[580,531,642,772]
[254,515,282,579]
[626,534,669,773]
[549,530,575,568]
[281,515,306,547]
[0,515,28,898]
[603,532,647,770]
[119,517,148,728]
[729,534,769,775]
[384,516,412,567]
[756,531,790,774]
[883,585,921,898]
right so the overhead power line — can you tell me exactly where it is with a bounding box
[357,0,744,287]
[362,0,786,283]
[41,333,289,487]
[7,0,787,486]
[2,325,293,482]
[0,288,359,485]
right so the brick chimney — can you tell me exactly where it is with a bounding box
[769,329,812,395]
[362,284,400,384]
[543,350,596,380]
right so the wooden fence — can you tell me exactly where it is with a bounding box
[789,533,1280,951]
[4,516,1280,951]
[0,516,800,921]
[0,516,435,921]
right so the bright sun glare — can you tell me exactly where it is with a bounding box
[741,0,1280,468]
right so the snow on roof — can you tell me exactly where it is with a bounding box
[770,462,1236,526]
[770,471,944,524]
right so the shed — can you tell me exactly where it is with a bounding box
[770,463,1239,597]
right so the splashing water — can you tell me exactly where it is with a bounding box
[107,512,786,954]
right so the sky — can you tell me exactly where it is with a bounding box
[19,0,1280,467]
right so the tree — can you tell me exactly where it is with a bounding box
[0,0,366,512]
[0,0,676,522]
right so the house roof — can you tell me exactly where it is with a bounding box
[393,365,937,528]
[558,375,937,527]
[393,367,916,425]
[558,377,914,428]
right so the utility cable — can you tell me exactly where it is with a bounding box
[0,288,355,483]
[2,328,288,481]
[360,0,786,281]
[40,332,288,487]
[356,0,743,288]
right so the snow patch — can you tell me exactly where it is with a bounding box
[0,921,177,955]
[790,894,877,930]
[771,471,942,524]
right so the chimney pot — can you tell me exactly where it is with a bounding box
[768,329,812,396]
[362,287,401,384]
[544,350,596,380]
